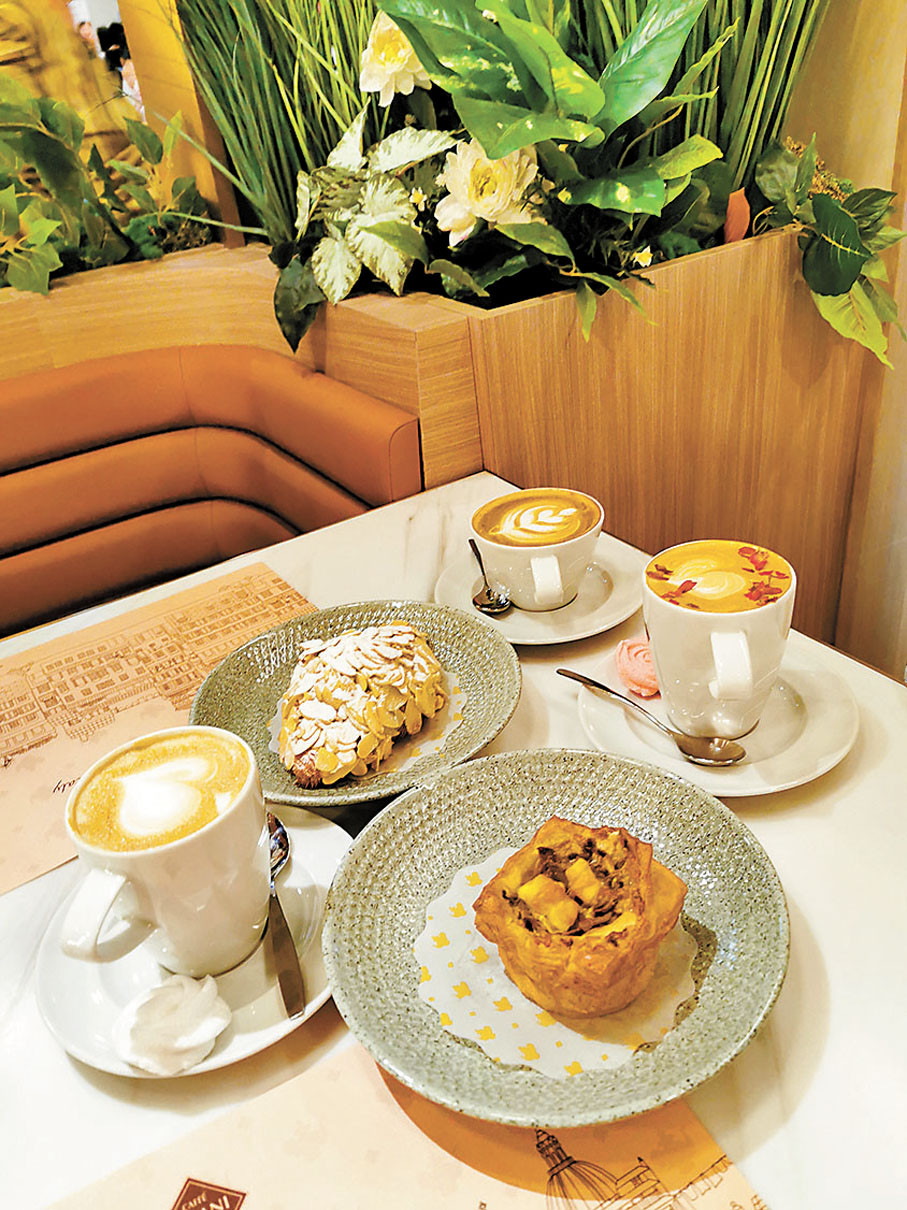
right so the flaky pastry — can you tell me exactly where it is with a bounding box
[277,622,446,788]
[473,816,686,1017]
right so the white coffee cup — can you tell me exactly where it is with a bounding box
[470,487,604,611]
[61,726,270,977]
[643,539,796,739]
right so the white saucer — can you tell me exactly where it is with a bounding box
[576,634,860,796]
[35,812,351,1078]
[434,535,643,645]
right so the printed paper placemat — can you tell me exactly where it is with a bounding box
[0,564,315,894]
[50,1043,766,1210]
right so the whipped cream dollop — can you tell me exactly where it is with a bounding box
[111,974,231,1075]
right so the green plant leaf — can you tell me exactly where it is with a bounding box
[664,173,691,204]
[861,255,888,282]
[19,202,59,246]
[454,95,600,158]
[356,219,430,263]
[295,171,317,237]
[755,141,798,204]
[426,258,489,296]
[346,220,412,293]
[36,98,84,151]
[802,194,870,296]
[5,241,61,293]
[481,0,607,119]
[471,247,538,288]
[496,220,574,261]
[536,139,582,183]
[864,224,907,253]
[274,257,324,352]
[574,279,597,340]
[651,134,722,181]
[638,19,737,125]
[597,0,709,133]
[811,281,891,366]
[842,188,896,231]
[162,111,184,160]
[684,160,731,238]
[0,183,18,237]
[794,133,817,198]
[560,166,666,216]
[380,0,520,102]
[861,276,903,332]
[310,234,362,303]
[575,270,650,316]
[327,108,368,171]
[121,183,158,213]
[20,130,83,208]
[368,128,457,174]
[107,159,150,183]
[657,230,700,259]
[125,119,163,165]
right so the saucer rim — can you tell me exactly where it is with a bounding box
[34,812,351,1078]
[576,635,859,797]
[434,534,644,645]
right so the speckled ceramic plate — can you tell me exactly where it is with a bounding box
[323,749,789,1126]
[189,601,521,807]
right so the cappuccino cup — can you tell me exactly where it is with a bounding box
[643,539,796,739]
[61,726,270,976]
[471,488,603,610]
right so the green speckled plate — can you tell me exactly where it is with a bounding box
[189,601,521,807]
[323,749,789,1126]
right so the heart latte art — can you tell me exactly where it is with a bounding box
[69,730,251,851]
[472,489,601,548]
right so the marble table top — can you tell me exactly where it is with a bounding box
[1,472,904,1208]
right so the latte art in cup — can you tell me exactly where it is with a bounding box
[472,488,601,548]
[645,540,793,614]
[69,730,251,852]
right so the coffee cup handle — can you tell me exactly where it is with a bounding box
[60,868,128,959]
[531,555,563,608]
[709,631,753,700]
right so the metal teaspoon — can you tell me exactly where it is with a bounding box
[267,812,307,1019]
[556,668,747,767]
[468,538,512,614]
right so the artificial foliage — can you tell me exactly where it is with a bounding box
[0,76,210,294]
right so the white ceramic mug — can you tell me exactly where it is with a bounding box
[470,488,604,611]
[60,726,270,976]
[643,539,796,739]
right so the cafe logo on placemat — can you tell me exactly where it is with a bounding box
[170,1178,246,1210]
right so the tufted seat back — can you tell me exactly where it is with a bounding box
[0,345,422,634]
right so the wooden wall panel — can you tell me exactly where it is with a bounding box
[467,228,869,641]
[0,245,287,382]
[298,293,483,488]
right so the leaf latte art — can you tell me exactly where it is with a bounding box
[472,488,600,548]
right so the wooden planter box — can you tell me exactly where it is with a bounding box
[299,228,872,642]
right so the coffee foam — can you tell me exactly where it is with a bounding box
[646,540,793,613]
[473,489,600,548]
[70,731,250,852]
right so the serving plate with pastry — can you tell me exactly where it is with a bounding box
[190,601,521,807]
[322,749,789,1126]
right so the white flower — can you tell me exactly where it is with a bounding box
[632,246,654,268]
[434,139,543,247]
[359,12,431,108]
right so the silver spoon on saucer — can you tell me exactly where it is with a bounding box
[468,538,511,615]
[556,668,747,767]
[267,812,306,1019]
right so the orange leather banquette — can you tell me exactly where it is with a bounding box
[0,344,422,635]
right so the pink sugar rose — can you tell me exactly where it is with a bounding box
[615,638,659,697]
